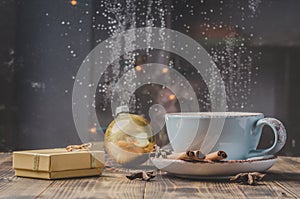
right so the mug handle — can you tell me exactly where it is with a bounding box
[248,118,287,158]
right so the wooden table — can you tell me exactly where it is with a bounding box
[0,154,300,198]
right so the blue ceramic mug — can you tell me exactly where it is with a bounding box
[165,112,287,160]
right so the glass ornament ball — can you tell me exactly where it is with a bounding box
[104,113,155,166]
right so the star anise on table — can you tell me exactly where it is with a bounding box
[230,172,266,185]
[126,171,156,181]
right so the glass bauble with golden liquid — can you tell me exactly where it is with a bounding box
[105,111,155,166]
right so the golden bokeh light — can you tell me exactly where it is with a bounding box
[162,67,168,73]
[135,65,142,71]
[71,0,77,6]
[169,94,175,101]
[89,127,97,134]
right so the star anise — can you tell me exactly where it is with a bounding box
[126,171,156,181]
[230,172,266,185]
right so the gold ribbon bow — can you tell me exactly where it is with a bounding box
[65,143,92,152]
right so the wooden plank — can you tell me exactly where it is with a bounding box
[145,172,210,198]
[36,171,146,199]
[267,156,300,198]
[235,181,297,198]
[145,172,297,198]
[0,153,11,165]
[0,153,15,194]
[0,153,13,179]
[0,177,54,199]
[232,157,300,198]
[145,172,250,198]
[0,154,54,199]
[145,156,300,198]
[272,156,300,172]
[1,154,300,199]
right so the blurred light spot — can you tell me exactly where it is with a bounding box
[292,139,296,148]
[90,127,97,134]
[71,0,77,6]
[162,67,168,73]
[0,104,5,111]
[169,94,175,101]
[135,65,142,71]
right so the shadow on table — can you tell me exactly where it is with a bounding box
[265,171,300,181]
[160,173,231,182]
[159,171,300,183]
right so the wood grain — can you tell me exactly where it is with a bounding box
[145,171,297,198]
[267,157,300,198]
[0,153,15,195]
[0,155,54,199]
[0,153,11,165]
[0,155,300,199]
[36,172,146,199]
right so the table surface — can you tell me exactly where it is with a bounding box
[0,154,300,199]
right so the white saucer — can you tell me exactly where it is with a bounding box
[151,155,277,179]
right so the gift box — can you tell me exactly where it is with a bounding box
[13,148,105,179]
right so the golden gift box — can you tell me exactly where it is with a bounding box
[13,148,105,179]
